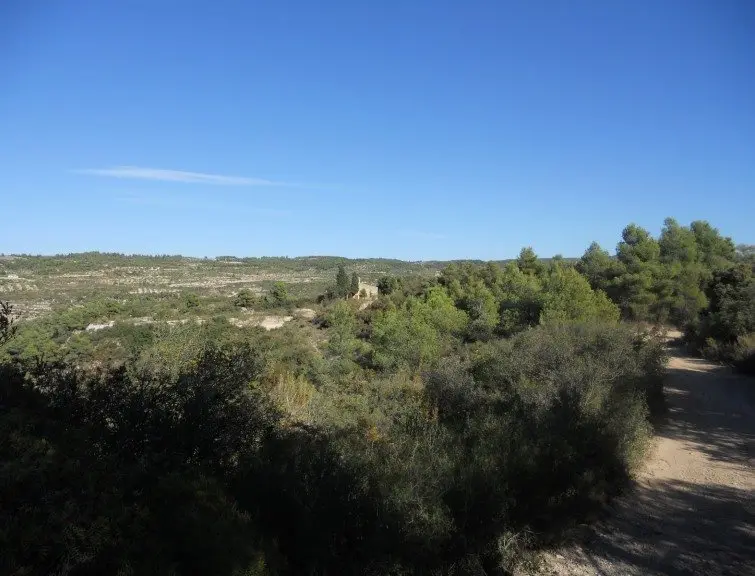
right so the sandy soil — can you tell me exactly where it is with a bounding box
[258,315,293,330]
[294,308,316,320]
[537,345,755,576]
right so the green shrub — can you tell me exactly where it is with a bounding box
[0,295,669,574]
[370,288,467,372]
[266,282,289,307]
[184,292,200,309]
[234,289,256,308]
[684,264,755,375]
[0,351,273,576]
[540,267,620,325]
[0,347,396,576]
[441,323,661,563]
[333,322,666,572]
[323,300,360,371]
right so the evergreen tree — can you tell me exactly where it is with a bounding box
[0,301,16,346]
[691,220,736,269]
[350,272,360,296]
[703,264,755,342]
[614,224,661,320]
[267,281,289,306]
[659,218,698,264]
[657,218,707,324]
[377,276,400,296]
[540,267,620,324]
[336,265,349,298]
[517,246,543,276]
[576,241,624,298]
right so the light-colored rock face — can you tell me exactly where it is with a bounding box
[258,316,293,330]
[229,315,294,330]
[85,321,115,331]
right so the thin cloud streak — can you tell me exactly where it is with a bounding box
[73,166,290,186]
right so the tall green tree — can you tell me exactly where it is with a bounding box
[614,224,661,320]
[350,272,360,296]
[0,301,16,346]
[455,279,498,340]
[377,276,400,296]
[516,246,543,276]
[497,263,544,335]
[335,265,350,298]
[656,218,707,324]
[691,220,736,270]
[540,267,620,325]
[659,218,698,264]
[576,242,624,298]
[371,287,467,372]
[616,224,660,266]
[702,264,755,343]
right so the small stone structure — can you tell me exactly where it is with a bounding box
[352,280,379,299]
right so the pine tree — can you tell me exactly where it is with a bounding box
[336,265,349,298]
[350,272,360,296]
[517,247,543,276]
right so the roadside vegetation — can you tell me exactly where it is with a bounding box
[573,219,754,375]
[0,217,752,575]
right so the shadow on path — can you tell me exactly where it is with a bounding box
[579,480,754,576]
[663,357,754,469]
[544,349,755,576]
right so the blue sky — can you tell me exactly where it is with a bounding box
[1,1,753,260]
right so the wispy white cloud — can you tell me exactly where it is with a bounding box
[73,166,290,186]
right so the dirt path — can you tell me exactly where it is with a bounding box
[539,347,755,576]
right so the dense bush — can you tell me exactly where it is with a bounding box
[1,294,666,576]
[370,286,467,371]
[322,322,666,573]
[0,350,271,575]
[235,288,257,307]
[684,263,755,373]
[0,347,400,576]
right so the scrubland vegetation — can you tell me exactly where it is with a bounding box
[0,218,752,575]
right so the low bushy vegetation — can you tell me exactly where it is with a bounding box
[0,321,664,575]
[681,262,755,374]
[0,217,751,575]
